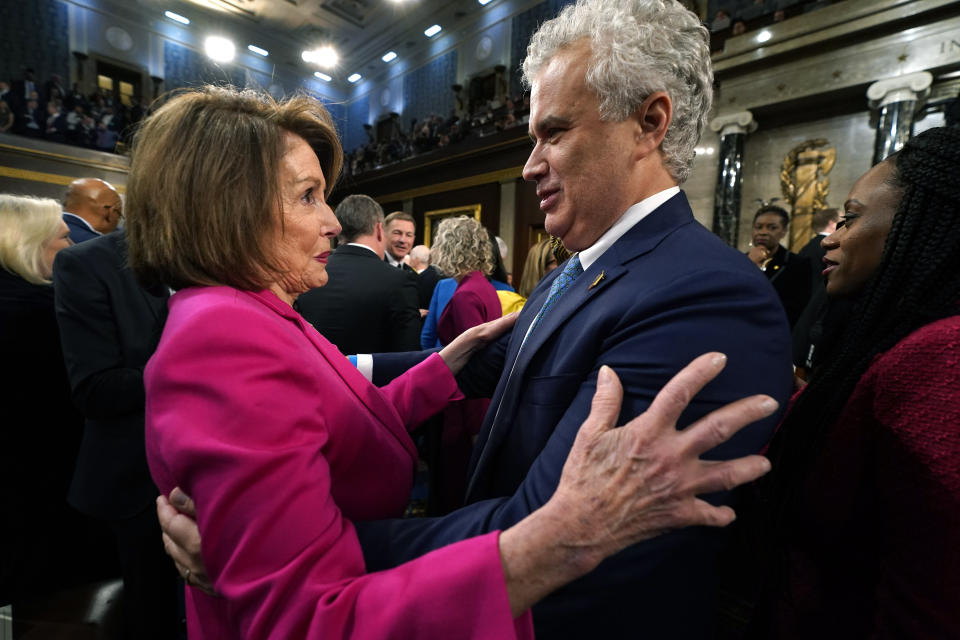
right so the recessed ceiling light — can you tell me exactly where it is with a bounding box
[478,0,493,5]
[302,46,338,68]
[314,71,332,82]
[164,10,190,25]
[756,30,772,43]
[247,44,269,57]
[347,73,362,83]
[424,24,442,38]
[381,51,397,63]
[204,36,235,63]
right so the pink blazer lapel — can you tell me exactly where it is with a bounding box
[249,290,418,460]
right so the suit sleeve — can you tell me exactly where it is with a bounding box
[867,322,960,638]
[778,257,812,329]
[388,271,422,352]
[146,305,532,640]
[53,247,146,418]
[357,268,791,567]
[379,353,464,431]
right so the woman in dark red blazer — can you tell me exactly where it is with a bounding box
[431,216,503,512]
[759,126,960,637]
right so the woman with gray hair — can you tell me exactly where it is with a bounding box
[0,194,85,604]
[432,215,502,346]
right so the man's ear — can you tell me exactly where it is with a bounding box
[375,222,384,242]
[632,91,672,158]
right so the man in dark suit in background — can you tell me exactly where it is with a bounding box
[407,244,441,312]
[383,210,417,272]
[353,1,792,635]
[797,207,839,290]
[792,207,840,371]
[297,194,421,355]
[61,178,123,244]
[54,229,179,640]
[6,68,36,121]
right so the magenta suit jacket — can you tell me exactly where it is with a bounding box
[145,287,532,639]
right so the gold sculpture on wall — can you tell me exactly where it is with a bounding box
[780,139,836,249]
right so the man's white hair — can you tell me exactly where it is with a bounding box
[409,244,431,266]
[522,0,713,184]
[495,236,508,261]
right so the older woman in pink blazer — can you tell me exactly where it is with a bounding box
[126,86,774,639]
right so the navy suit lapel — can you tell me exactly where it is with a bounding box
[466,192,696,498]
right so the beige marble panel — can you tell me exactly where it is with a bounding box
[682,128,723,228]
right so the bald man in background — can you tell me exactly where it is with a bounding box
[62,178,123,243]
[408,244,441,312]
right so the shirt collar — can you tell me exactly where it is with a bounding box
[346,242,380,257]
[63,211,102,236]
[576,186,679,270]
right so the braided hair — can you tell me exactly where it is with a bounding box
[764,126,960,541]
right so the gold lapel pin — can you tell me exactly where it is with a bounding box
[589,271,605,290]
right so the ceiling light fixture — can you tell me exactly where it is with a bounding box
[314,71,332,82]
[381,51,397,63]
[756,30,772,43]
[424,24,442,38]
[478,0,494,5]
[164,10,190,25]
[303,46,339,68]
[204,36,235,62]
[347,73,362,83]
[247,44,269,57]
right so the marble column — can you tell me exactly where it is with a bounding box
[710,111,757,248]
[867,72,932,165]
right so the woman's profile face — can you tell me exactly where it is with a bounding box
[268,133,341,305]
[822,159,901,298]
[40,219,72,279]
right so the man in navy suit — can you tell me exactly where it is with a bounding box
[162,0,792,636]
[55,229,179,639]
[357,1,792,636]
[61,178,123,243]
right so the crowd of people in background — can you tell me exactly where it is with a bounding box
[339,0,844,177]
[0,68,149,153]
[0,2,841,168]
[343,92,531,178]
[707,0,839,54]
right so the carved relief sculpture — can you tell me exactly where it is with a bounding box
[780,139,836,249]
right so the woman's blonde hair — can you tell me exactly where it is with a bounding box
[0,194,64,284]
[518,238,557,298]
[432,216,493,279]
[126,86,343,290]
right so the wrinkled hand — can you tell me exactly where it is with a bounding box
[747,246,770,267]
[549,354,775,569]
[157,488,215,595]
[438,312,518,375]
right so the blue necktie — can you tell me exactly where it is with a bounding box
[526,254,583,337]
